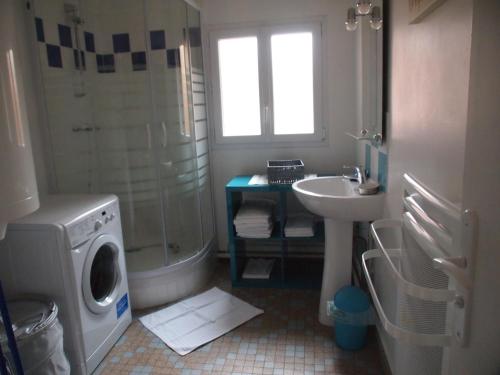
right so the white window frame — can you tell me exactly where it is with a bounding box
[208,19,326,146]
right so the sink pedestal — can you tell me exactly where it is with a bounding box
[292,176,383,326]
[319,219,353,326]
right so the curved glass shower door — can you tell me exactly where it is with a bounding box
[32,0,212,274]
[147,0,203,266]
[187,4,215,247]
[85,0,168,273]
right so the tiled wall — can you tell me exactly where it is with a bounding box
[363,142,388,192]
[34,8,201,74]
[354,141,388,264]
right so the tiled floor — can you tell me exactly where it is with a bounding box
[97,261,384,375]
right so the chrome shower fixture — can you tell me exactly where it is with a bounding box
[64,2,86,97]
[345,1,382,31]
[64,3,84,25]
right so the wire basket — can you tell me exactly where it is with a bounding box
[267,160,305,185]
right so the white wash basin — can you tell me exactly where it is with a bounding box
[292,176,384,221]
[292,176,384,326]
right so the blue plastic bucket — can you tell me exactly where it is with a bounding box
[330,286,370,350]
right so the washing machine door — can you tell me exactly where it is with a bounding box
[82,234,123,314]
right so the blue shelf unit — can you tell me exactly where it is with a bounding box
[225,176,325,289]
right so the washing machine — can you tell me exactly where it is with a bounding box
[0,195,132,374]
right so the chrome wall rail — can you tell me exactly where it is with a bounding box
[364,173,476,348]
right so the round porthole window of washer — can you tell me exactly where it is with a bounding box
[90,244,117,302]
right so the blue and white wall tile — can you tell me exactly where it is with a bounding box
[363,142,388,192]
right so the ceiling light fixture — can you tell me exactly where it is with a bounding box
[345,1,382,32]
[356,0,372,15]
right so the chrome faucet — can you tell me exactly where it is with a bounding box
[343,165,367,184]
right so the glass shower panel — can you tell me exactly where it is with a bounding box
[147,0,203,265]
[187,4,215,245]
[33,0,213,275]
[32,0,98,194]
[84,0,167,272]
[31,0,168,272]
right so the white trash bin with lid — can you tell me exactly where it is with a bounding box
[0,299,70,374]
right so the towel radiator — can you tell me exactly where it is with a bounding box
[362,174,476,371]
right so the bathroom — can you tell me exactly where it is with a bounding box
[0,0,499,374]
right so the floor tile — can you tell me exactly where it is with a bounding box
[98,261,384,374]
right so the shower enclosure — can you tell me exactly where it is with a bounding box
[32,0,215,308]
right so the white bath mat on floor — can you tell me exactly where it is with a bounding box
[139,287,263,355]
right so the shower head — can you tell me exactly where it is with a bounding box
[64,3,84,25]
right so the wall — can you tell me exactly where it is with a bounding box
[383,0,472,217]
[201,0,359,252]
[357,0,474,373]
[448,1,500,373]
[356,0,500,373]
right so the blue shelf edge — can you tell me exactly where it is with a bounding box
[226,175,293,192]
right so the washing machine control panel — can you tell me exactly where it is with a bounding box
[66,205,118,248]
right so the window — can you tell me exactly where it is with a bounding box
[218,36,261,136]
[209,21,324,144]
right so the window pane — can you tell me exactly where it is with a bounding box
[218,37,261,136]
[271,32,314,135]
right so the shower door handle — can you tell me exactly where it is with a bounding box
[161,122,168,148]
[146,123,152,149]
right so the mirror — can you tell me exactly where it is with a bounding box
[346,0,384,146]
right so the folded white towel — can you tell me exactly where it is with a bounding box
[285,214,314,237]
[234,199,275,238]
[234,199,275,220]
[285,214,314,229]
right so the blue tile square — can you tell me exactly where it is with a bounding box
[314,364,325,371]
[202,364,213,371]
[365,143,371,178]
[150,30,166,50]
[35,17,45,42]
[264,361,274,369]
[102,54,115,72]
[113,33,130,53]
[166,48,180,68]
[73,49,85,69]
[58,24,72,48]
[378,151,388,192]
[215,358,225,365]
[97,54,115,73]
[132,51,146,71]
[84,32,95,52]
[189,27,201,47]
[46,44,62,68]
